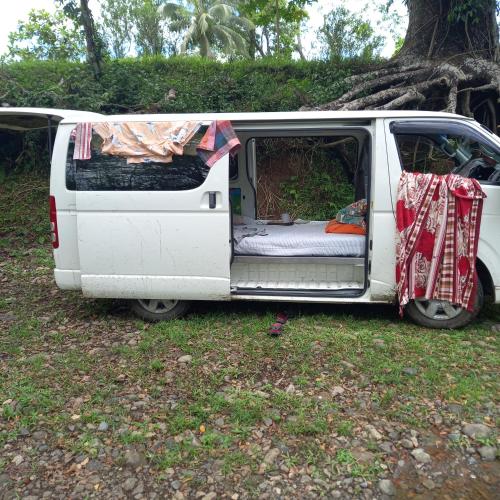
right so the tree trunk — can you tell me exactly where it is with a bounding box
[399,0,499,61]
[80,0,102,79]
[307,0,500,133]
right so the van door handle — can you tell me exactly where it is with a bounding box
[208,191,217,209]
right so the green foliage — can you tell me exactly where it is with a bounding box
[240,0,314,57]
[133,0,171,56]
[0,56,353,174]
[0,56,352,113]
[6,9,85,61]
[280,163,354,220]
[318,6,384,62]
[101,0,134,58]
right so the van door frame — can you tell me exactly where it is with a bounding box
[231,123,373,298]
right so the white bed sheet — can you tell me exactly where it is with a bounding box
[233,221,365,257]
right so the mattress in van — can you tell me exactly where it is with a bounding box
[233,221,365,257]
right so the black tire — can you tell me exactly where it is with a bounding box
[405,280,483,329]
[130,299,190,322]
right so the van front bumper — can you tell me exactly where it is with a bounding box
[54,269,81,290]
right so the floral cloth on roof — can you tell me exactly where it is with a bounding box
[396,171,486,316]
[92,121,202,164]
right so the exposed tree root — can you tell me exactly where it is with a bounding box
[303,57,500,132]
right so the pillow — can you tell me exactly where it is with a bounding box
[336,199,367,228]
[325,220,366,235]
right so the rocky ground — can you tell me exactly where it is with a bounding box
[0,176,499,499]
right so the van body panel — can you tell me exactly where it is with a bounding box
[75,155,231,300]
[54,269,81,290]
[50,125,79,273]
[81,275,229,300]
[477,184,500,289]
[369,119,397,301]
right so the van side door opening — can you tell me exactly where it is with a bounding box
[229,127,372,297]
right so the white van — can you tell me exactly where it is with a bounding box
[2,108,500,328]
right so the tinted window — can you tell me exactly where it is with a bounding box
[66,134,210,191]
[394,127,500,183]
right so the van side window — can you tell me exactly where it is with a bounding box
[66,131,209,191]
[394,131,500,183]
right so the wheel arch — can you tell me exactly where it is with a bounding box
[476,258,494,302]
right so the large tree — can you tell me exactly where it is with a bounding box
[312,0,500,133]
[57,0,104,79]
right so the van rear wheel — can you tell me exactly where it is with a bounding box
[404,281,483,329]
[130,299,190,322]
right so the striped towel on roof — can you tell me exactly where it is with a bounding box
[197,120,240,167]
[73,122,93,160]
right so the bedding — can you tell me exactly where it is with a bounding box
[233,221,365,257]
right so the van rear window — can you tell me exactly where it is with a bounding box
[66,135,209,191]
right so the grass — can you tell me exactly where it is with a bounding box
[0,173,499,484]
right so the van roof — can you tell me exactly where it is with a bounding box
[0,107,102,131]
[0,108,473,129]
[62,110,471,125]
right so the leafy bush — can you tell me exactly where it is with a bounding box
[0,56,353,174]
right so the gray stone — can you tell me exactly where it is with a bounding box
[403,367,418,376]
[352,449,375,465]
[478,446,497,461]
[123,477,137,491]
[448,432,461,442]
[379,442,394,454]
[201,494,217,500]
[401,439,414,449]
[263,448,281,465]
[178,355,193,363]
[32,431,47,442]
[411,448,432,464]
[366,425,383,440]
[263,417,273,427]
[97,422,109,432]
[422,479,436,490]
[447,403,463,416]
[379,479,396,496]
[171,480,181,490]
[214,418,224,427]
[432,414,443,426]
[124,449,146,467]
[462,423,492,439]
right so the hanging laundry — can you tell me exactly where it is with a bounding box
[73,122,93,160]
[396,171,486,316]
[92,121,201,163]
[197,120,241,167]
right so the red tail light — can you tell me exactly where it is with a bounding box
[49,195,59,249]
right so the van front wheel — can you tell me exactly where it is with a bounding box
[130,299,190,322]
[404,281,483,329]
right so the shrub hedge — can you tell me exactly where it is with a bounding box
[0,56,355,174]
[0,56,353,113]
